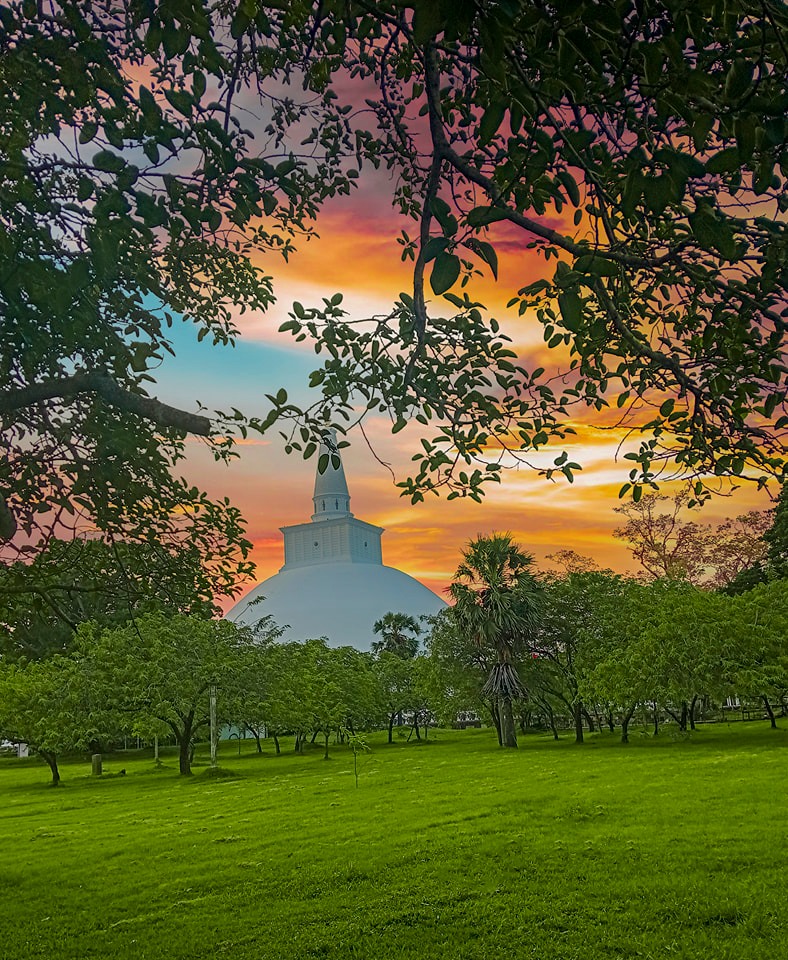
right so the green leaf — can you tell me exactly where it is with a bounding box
[659,399,675,417]
[467,206,509,227]
[76,176,94,202]
[557,291,583,332]
[475,240,498,279]
[479,100,507,145]
[706,148,740,175]
[430,253,461,295]
[724,58,754,101]
[556,170,580,206]
[79,122,98,144]
[574,255,618,278]
[92,150,125,173]
[164,88,193,117]
[412,3,445,44]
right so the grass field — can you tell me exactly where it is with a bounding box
[2,722,787,960]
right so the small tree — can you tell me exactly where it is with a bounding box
[77,613,255,775]
[0,655,112,784]
[372,612,422,659]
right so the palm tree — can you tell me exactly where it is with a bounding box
[372,612,422,659]
[449,533,542,747]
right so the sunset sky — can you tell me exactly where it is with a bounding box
[155,165,772,606]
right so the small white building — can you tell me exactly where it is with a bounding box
[226,439,446,650]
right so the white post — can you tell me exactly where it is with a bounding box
[209,681,218,768]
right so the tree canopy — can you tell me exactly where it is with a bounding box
[3,1,785,590]
[0,0,362,589]
[266,0,787,504]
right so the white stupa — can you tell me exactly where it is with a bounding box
[227,437,446,650]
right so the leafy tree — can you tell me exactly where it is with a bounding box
[0,537,218,659]
[255,640,311,756]
[530,571,622,743]
[373,650,416,743]
[0,654,112,784]
[717,581,788,726]
[0,1,361,590]
[449,533,542,747]
[76,613,257,775]
[301,641,380,758]
[274,0,787,505]
[580,577,696,741]
[423,609,498,730]
[372,611,423,659]
[223,612,285,753]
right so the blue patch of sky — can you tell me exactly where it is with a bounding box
[150,312,317,419]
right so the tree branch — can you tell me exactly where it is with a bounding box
[0,373,212,436]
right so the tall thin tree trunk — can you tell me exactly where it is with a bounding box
[388,714,395,744]
[652,703,660,736]
[573,702,584,744]
[323,732,330,760]
[762,695,777,729]
[489,701,502,746]
[680,700,688,732]
[544,703,559,740]
[582,707,595,733]
[273,732,280,755]
[621,703,637,744]
[689,694,698,731]
[606,711,615,733]
[500,697,518,748]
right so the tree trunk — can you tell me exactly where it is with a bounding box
[310,729,319,744]
[689,694,698,731]
[255,734,262,754]
[573,702,584,744]
[606,711,615,733]
[621,703,637,744]
[388,713,395,744]
[582,707,595,733]
[652,703,660,736]
[40,750,60,786]
[542,702,559,740]
[273,732,280,755]
[679,700,688,732]
[178,736,192,776]
[323,731,330,760]
[489,701,503,745]
[500,697,518,748]
[762,694,777,729]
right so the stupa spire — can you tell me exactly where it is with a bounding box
[311,430,352,521]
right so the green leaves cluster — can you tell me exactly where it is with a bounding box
[0,0,366,580]
[275,0,786,503]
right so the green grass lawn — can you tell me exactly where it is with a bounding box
[2,722,786,960]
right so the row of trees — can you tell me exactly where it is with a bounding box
[437,565,788,747]
[0,611,442,784]
[4,541,786,782]
[2,488,785,775]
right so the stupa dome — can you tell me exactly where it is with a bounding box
[226,434,446,651]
